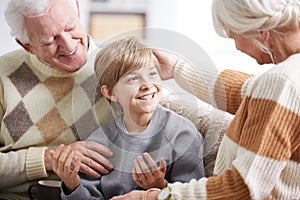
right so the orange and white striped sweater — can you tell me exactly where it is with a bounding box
[169,53,300,199]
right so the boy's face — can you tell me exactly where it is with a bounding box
[112,64,162,116]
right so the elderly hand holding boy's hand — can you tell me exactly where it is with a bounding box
[50,144,81,192]
[47,141,114,176]
[49,141,115,192]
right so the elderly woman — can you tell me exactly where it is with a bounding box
[111,0,300,199]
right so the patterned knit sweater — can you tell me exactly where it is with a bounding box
[169,54,300,199]
[0,39,112,199]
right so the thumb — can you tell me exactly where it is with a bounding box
[48,149,55,157]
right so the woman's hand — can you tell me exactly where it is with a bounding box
[132,153,167,189]
[110,189,160,200]
[152,49,178,80]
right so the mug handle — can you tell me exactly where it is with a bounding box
[28,184,38,200]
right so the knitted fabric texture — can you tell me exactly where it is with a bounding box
[170,54,300,199]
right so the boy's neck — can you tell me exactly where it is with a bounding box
[123,113,152,134]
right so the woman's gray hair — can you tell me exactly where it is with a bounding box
[212,0,300,62]
[4,0,78,44]
[212,0,300,37]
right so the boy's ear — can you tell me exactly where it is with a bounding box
[101,85,118,102]
[16,38,33,54]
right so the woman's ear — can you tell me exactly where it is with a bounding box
[101,85,118,102]
[260,31,271,44]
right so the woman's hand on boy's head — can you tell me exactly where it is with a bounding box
[132,153,167,189]
[152,49,178,80]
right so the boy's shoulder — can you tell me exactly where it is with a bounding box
[157,104,196,127]
[156,105,200,138]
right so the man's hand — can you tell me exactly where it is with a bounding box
[44,148,54,171]
[67,141,114,178]
[51,144,81,192]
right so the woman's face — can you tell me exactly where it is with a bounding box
[228,31,273,65]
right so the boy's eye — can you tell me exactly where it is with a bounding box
[128,76,138,82]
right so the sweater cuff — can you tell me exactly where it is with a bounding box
[169,178,207,199]
[26,147,48,180]
[174,59,188,85]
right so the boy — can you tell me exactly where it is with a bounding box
[52,37,204,199]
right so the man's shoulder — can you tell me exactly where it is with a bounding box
[0,49,30,71]
[0,48,28,59]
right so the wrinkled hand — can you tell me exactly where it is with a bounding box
[67,141,114,178]
[110,190,143,200]
[51,144,81,192]
[110,189,160,200]
[132,153,167,189]
[44,148,54,171]
[152,49,178,80]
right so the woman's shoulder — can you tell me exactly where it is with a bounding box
[246,55,300,107]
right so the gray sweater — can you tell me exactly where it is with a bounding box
[62,105,204,200]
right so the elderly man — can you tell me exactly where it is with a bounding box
[0,0,115,199]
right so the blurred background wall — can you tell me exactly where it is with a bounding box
[1,0,272,73]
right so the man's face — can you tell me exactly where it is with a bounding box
[23,0,88,72]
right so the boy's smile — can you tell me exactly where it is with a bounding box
[112,64,162,129]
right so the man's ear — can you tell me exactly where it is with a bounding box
[101,85,118,102]
[15,38,33,54]
[75,0,81,18]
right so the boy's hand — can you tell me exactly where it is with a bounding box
[132,152,167,189]
[51,144,81,192]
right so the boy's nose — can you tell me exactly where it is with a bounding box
[140,83,153,90]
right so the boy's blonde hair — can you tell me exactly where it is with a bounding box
[94,37,159,91]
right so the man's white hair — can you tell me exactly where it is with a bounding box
[5,0,78,44]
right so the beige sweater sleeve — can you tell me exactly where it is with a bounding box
[174,59,253,115]
[0,147,48,189]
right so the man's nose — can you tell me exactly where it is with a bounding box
[57,33,75,52]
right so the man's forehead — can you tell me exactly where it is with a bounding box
[37,17,76,42]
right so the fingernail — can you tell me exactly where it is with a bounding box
[107,163,114,169]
